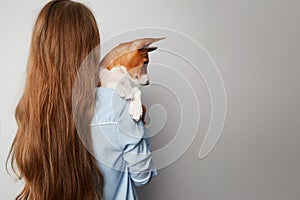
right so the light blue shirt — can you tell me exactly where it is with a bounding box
[90,87,157,200]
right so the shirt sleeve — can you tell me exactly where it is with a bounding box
[115,97,157,186]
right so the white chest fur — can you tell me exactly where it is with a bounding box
[99,66,143,121]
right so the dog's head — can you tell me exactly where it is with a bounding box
[100,37,165,86]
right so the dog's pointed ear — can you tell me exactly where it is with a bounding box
[100,37,166,68]
[131,37,166,50]
[138,46,158,53]
[146,46,158,52]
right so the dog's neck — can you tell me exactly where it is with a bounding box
[99,66,139,100]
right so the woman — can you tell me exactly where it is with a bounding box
[7,0,156,199]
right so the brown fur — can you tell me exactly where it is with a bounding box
[106,49,149,77]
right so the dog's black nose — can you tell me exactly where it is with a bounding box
[144,80,150,85]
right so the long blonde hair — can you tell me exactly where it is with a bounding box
[7,0,103,199]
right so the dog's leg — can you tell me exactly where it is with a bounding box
[129,88,143,121]
[103,80,134,100]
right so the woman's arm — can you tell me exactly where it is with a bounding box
[115,99,157,186]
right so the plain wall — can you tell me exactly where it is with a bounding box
[0,0,299,199]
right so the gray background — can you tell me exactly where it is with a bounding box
[0,0,299,199]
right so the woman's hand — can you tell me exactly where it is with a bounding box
[141,104,146,125]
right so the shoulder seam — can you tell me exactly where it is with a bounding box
[90,122,117,126]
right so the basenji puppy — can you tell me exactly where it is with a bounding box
[99,37,165,123]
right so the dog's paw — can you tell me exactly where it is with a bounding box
[129,100,143,121]
[117,89,126,98]
[114,85,133,100]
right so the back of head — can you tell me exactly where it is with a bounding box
[7,0,103,199]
